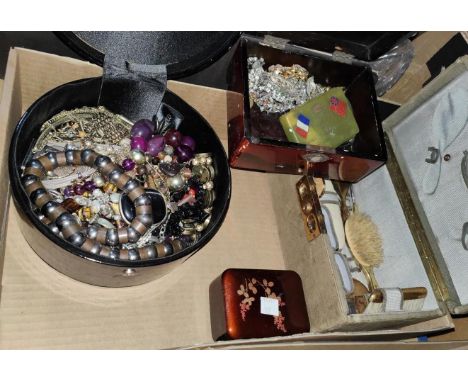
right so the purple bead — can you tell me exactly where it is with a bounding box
[180,135,196,151]
[147,135,166,157]
[64,186,75,198]
[122,158,136,172]
[164,129,182,148]
[130,136,148,152]
[74,184,85,195]
[131,119,154,140]
[175,145,194,162]
[84,180,97,192]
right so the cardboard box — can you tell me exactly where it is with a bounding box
[0,48,467,349]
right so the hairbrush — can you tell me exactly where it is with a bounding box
[345,210,383,291]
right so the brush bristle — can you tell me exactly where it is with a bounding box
[345,211,383,268]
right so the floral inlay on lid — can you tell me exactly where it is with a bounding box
[237,277,287,333]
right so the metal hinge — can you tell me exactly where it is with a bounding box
[260,35,289,50]
[332,50,355,64]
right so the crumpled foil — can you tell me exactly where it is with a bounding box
[248,57,329,113]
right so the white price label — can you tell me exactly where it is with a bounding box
[260,297,279,316]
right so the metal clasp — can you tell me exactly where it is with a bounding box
[261,35,289,50]
[332,50,355,65]
[299,153,330,177]
[425,146,440,164]
[122,268,137,277]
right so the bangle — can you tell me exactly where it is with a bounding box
[22,149,186,260]
[22,149,154,249]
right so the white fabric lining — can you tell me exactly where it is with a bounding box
[352,166,439,311]
[392,72,468,305]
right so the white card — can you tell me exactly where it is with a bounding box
[260,297,279,316]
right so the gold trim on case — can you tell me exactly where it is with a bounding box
[385,135,452,308]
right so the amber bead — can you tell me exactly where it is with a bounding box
[103,182,118,193]
[61,198,81,213]
[78,207,93,221]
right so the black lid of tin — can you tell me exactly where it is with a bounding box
[253,32,414,61]
[55,31,240,79]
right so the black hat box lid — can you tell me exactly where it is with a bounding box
[56,32,412,79]
[55,31,240,79]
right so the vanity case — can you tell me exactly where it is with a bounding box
[384,56,468,315]
[273,55,468,334]
[8,32,237,287]
[227,33,411,182]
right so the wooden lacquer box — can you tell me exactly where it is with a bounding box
[210,269,310,340]
[227,33,397,182]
